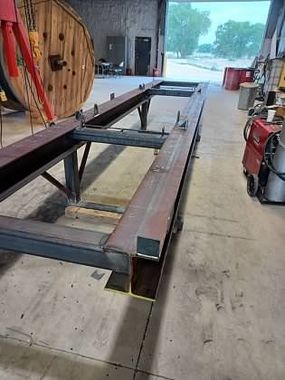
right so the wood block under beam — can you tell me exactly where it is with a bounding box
[82,194,129,208]
[65,206,121,225]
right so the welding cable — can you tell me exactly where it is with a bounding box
[23,0,35,31]
[243,105,266,141]
[29,0,36,31]
[243,118,253,141]
[264,132,285,181]
[0,105,3,148]
[13,0,45,129]
[23,2,32,31]
[252,103,264,115]
[23,65,47,128]
[22,1,45,108]
[243,116,259,141]
[23,64,34,134]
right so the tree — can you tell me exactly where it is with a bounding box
[214,20,265,59]
[197,43,214,54]
[167,4,211,58]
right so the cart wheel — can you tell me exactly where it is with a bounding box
[247,174,259,197]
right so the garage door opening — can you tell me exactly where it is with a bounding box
[165,1,270,83]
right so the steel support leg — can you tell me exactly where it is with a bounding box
[79,142,91,182]
[138,100,150,130]
[64,151,80,203]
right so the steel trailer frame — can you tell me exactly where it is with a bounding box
[0,80,207,300]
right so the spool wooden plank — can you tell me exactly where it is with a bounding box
[0,0,95,119]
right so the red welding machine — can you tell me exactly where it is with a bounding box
[242,118,282,200]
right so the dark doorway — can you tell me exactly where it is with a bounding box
[135,37,151,76]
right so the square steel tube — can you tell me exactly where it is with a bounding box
[72,128,167,149]
[105,84,207,260]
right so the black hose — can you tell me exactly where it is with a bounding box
[243,105,267,141]
[264,131,285,181]
[243,118,252,141]
[0,103,3,148]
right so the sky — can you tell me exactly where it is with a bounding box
[171,1,271,44]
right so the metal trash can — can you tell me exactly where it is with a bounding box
[238,82,258,110]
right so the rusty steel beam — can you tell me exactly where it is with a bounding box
[0,81,162,202]
[105,85,207,261]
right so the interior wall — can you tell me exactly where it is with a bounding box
[66,0,166,75]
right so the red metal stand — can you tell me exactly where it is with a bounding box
[0,0,55,121]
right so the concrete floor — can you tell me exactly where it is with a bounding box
[0,77,285,380]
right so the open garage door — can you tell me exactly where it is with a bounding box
[165,1,270,83]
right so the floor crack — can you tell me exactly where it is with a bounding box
[39,355,56,380]
[184,228,256,241]
[132,303,154,380]
[0,334,174,379]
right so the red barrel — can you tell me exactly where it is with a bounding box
[224,67,241,90]
[239,68,254,84]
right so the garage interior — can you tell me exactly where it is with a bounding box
[0,0,285,379]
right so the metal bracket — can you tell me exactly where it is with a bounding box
[178,119,188,130]
[176,110,180,124]
[75,109,86,127]
[41,171,69,197]
[93,104,99,116]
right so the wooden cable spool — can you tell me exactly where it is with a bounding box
[0,0,95,119]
